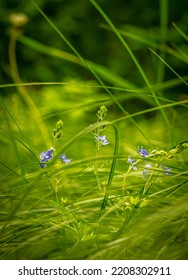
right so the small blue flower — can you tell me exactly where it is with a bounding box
[138,147,149,158]
[40,148,54,163]
[161,164,172,176]
[128,156,137,170]
[95,135,110,146]
[60,154,72,165]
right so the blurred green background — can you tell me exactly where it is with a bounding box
[1,0,188,85]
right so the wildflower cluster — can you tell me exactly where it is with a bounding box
[39,148,72,168]
[39,120,71,168]
[92,105,110,150]
[128,147,172,179]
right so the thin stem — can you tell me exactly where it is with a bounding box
[8,31,50,147]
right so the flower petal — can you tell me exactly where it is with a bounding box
[138,147,149,158]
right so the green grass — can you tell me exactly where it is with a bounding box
[0,0,188,260]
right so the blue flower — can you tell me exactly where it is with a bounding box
[128,156,138,170]
[95,135,110,146]
[138,147,149,158]
[161,164,172,176]
[60,154,72,165]
[40,148,54,163]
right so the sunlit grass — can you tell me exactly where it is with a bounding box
[0,0,188,260]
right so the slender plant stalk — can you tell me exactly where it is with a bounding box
[8,31,50,147]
